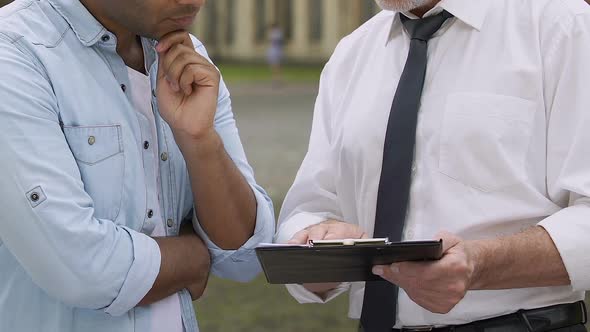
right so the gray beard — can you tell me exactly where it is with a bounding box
[374,0,433,12]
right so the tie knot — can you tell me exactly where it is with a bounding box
[401,10,453,41]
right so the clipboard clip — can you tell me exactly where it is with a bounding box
[308,238,391,247]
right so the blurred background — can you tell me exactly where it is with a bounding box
[0,0,589,331]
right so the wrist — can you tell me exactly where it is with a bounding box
[464,239,488,290]
[173,128,222,157]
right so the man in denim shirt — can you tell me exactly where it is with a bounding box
[0,0,275,331]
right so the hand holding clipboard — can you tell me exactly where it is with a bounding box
[255,238,443,284]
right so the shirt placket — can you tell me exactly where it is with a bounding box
[147,43,196,332]
[99,36,161,236]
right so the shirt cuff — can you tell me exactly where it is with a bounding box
[538,203,590,291]
[285,283,350,304]
[193,184,275,264]
[275,212,327,244]
[103,227,161,316]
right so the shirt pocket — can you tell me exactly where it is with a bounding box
[63,125,125,221]
[438,93,536,192]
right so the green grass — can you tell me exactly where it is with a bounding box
[217,63,323,84]
[195,275,357,332]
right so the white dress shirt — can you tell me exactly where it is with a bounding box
[127,67,183,332]
[275,0,590,328]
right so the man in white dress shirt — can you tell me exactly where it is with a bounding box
[276,0,590,331]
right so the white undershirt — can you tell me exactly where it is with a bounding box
[127,67,184,332]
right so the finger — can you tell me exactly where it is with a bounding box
[395,262,417,277]
[156,31,194,53]
[323,223,366,240]
[178,69,193,95]
[288,230,309,244]
[168,54,214,93]
[177,64,219,95]
[434,231,462,253]
[156,44,193,82]
[307,225,329,241]
[161,45,205,90]
[322,219,342,225]
[187,64,220,87]
[157,44,188,88]
[372,264,404,286]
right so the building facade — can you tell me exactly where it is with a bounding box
[191,0,381,63]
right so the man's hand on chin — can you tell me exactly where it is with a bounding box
[155,31,220,144]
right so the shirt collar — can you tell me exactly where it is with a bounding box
[386,0,491,44]
[46,0,107,47]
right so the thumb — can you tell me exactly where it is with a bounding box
[434,230,462,253]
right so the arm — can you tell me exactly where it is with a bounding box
[468,227,569,289]
[155,32,256,250]
[375,230,569,314]
[155,32,274,281]
[0,36,203,315]
[139,223,211,305]
[179,131,256,250]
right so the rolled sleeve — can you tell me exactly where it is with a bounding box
[103,227,161,316]
[539,202,590,291]
[193,184,274,282]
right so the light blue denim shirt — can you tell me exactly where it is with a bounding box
[0,0,275,331]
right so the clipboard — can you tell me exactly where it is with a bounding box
[255,239,443,284]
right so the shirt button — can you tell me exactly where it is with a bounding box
[411,163,417,173]
[88,136,96,145]
[30,192,40,202]
[120,84,127,92]
[143,141,150,150]
[160,152,168,161]
[101,35,110,42]
[152,89,156,98]
[167,219,175,228]
[147,209,154,218]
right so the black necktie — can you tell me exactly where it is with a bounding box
[360,11,453,332]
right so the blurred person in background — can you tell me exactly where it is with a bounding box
[266,22,284,86]
[0,0,274,332]
[277,0,590,331]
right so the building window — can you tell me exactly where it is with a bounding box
[226,0,236,43]
[309,0,322,42]
[255,0,267,42]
